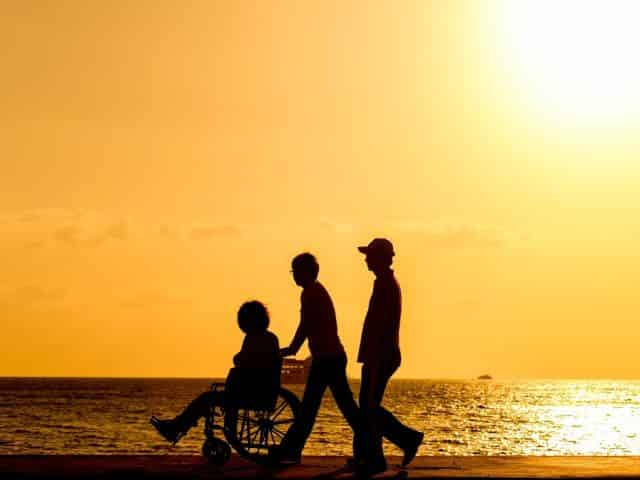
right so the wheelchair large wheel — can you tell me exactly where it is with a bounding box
[224,387,300,466]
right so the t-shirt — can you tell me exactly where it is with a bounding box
[300,281,345,359]
[228,330,280,406]
[357,269,401,368]
[233,330,280,369]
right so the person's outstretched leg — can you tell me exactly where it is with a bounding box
[151,390,221,444]
[277,360,328,461]
[176,390,220,427]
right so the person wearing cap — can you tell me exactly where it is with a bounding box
[356,238,423,475]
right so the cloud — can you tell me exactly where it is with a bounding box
[0,209,133,248]
[54,225,81,246]
[2,209,248,248]
[19,211,43,223]
[454,297,482,308]
[0,284,66,307]
[7,208,85,225]
[158,224,175,237]
[190,224,241,239]
[420,226,504,249]
[23,240,46,250]
[53,219,130,246]
[120,291,191,309]
[3,210,513,250]
[388,221,509,249]
[94,220,130,243]
[310,219,515,249]
[14,285,66,303]
[319,220,355,234]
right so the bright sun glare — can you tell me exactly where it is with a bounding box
[497,0,640,128]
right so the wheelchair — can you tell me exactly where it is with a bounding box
[200,366,301,466]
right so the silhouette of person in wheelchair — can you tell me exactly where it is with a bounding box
[150,301,300,465]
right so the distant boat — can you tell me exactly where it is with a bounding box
[282,357,312,384]
[477,374,492,380]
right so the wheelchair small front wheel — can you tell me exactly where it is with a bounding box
[202,437,231,466]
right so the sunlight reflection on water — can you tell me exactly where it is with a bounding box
[1,378,640,455]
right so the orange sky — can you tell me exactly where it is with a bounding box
[2,1,640,379]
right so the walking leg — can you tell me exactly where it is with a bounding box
[372,365,423,466]
[359,364,387,470]
[327,355,361,459]
[278,360,328,458]
[377,406,422,450]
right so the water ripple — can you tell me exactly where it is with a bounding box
[2,378,640,455]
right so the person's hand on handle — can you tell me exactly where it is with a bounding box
[280,346,295,358]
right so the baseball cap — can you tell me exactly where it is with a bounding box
[357,238,395,257]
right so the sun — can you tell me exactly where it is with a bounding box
[495,0,640,128]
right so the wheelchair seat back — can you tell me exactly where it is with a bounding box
[225,361,281,411]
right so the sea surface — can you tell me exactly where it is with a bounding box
[1,378,639,456]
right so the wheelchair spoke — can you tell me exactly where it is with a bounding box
[249,427,259,446]
[271,399,289,419]
[241,411,258,449]
[245,414,255,443]
[239,412,248,442]
[272,418,294,425]
[250,423,261,446]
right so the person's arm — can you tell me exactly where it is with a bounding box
[374,279,401,368]
[269,333,281,366]
[368,280,396,361]
[233,336,251,367]
[280,292,308,357]
[234,333,281,368]
[280,320,306,357]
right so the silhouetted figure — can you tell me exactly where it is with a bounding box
[356,238,423,476]
[150,301,279,444]
[275,253,360,463]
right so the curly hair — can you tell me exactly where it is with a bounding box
[237,300,270,333]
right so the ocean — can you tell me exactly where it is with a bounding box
[1,378,639,456]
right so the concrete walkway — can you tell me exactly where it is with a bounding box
[1,455,640,479]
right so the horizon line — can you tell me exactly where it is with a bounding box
[2,375,640,382]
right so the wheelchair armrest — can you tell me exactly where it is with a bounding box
[210,382,226,394]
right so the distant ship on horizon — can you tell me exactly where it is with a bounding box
[477,374,493,380]
[282,357,312,384]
